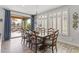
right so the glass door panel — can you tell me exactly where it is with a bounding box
[62,10,68,35]
[53,13,57,30]
[57,12,62,33]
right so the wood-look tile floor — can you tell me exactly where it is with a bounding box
[1,37,79,53]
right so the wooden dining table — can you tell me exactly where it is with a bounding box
[35,33,50,52]
[26,30,50,52]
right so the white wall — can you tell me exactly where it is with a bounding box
[0,8,5,52]
[0,8,5,40]
[69,6,79,46]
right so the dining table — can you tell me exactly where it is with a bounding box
[35,33,50,52]
[26,30,51,52]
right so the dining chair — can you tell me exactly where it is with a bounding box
[30,31,37,52]
[25,31,32,48]
[40,28,45,35]
[21,29,31,46]
[21,29,26,45]
[45,30,59,53]
[35,27,40,33]
[47,28,54,35]
[52,30,59,52]
[30,31,42,53]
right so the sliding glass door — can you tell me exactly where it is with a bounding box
[11,18,22,38]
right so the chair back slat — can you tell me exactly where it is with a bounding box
[52,30,59,45]
[40,28,45,35]
[47,28,54,35]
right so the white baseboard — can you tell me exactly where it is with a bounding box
[58,39,79,48]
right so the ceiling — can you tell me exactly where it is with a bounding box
[0,5,62,15]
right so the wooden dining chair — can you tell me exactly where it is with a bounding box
[30,31,38,52]
[35,27,40,33]
[40,28,45,35]
[45,30,59,53]
[47,28,54,35]
[30,31,42,53]
[25,32,32,48]
[21,29,31,47]
[21,29,26,45]
[52,30,59,52]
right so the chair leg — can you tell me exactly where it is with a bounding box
[52,46,54,53]
[26,41,27,47]
[31,44,33,50]
[21,39,23,44]
[56,45,57,53]
[29,42,30,48]
[35,45,37,53]
[22,38,25,45]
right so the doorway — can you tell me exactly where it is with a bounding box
[22,18,31,30]
[11,17,22,38]
[11,15,31,39]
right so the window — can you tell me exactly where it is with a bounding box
[53,13,57,29]
[57,12,62,33]
[62,10,68,35]
[36,9,69,36]
[37,16,42,27]
[37,15,47,30]
[41,15,47,29]
[44,15,47,30]
[48,14,53,29]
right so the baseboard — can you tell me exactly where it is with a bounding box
[10,36,22,39]
[58,39,79,48]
